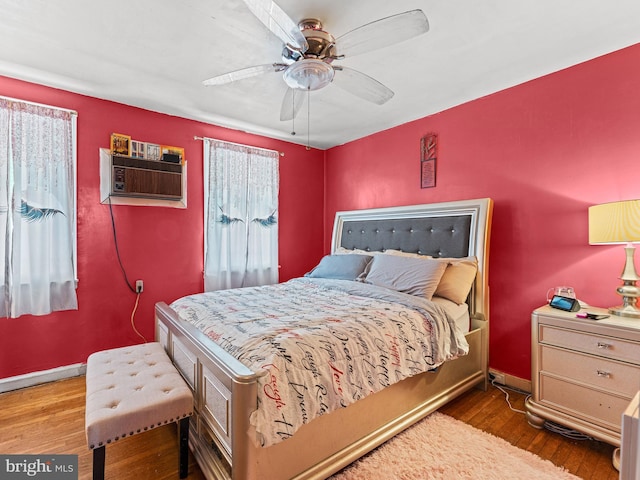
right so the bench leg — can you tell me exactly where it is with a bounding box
[179,417,190,479]
[93,446,105,480]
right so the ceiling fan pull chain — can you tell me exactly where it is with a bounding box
[291,89,296,136]
[306,87,311,151]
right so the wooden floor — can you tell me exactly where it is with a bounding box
[0,376,618,480]
[439,383,618,480]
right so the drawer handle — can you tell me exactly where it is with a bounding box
[596,342,612,349]
[596,370,611,378]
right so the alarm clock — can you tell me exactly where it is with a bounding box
[549,295,581,312]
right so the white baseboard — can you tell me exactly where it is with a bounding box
[489,368,531,393]
[0,363,86,394]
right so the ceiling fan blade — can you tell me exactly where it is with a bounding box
[280,87,306,121]
[203,63,287,86]
[242,0,309,53]
[332,66,394,105]
[336,9,429,58]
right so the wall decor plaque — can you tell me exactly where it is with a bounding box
[420,133,437,188]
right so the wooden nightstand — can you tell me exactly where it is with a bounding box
[525,305,640,458]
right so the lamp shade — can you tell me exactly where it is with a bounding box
[589,200,640,245]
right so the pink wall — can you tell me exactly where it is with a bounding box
[0,76,325,379]
[3,42,640,382]
[324,43,640,380]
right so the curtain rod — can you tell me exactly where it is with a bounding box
[194,135,284,157]
[0,95,77,116]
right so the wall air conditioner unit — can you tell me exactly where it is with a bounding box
[99,148,187,208]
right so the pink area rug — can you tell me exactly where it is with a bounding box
[330,412,579,480]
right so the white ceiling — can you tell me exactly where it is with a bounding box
[2,0,640,150]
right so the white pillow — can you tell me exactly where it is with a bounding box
[334,246,375,255]
[361,254,447,299]
[335,247,427,258]
[381,249,430,258]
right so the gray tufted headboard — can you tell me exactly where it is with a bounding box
[337,215,472,258]
[331,198,493,324]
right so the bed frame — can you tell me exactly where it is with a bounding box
[155,197,493,480]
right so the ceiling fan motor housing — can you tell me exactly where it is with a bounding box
[282,19,338,62]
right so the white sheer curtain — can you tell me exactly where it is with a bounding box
[0,97,77,318]
[204,139,279,291]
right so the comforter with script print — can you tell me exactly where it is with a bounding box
[170,277,469,447]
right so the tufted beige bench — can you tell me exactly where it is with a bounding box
[85,342,193,480]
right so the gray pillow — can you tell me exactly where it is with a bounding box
[305,254,372,281]
[362,254,447,299]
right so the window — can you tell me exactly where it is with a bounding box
[203,139,279,291]
[0,97,78,318]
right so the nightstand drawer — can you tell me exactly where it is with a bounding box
[539,324,640,364]
[540,345,639,396]
[540,374,627,432]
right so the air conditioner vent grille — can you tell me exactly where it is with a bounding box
[110,155,183,200]
[112,155,182,173]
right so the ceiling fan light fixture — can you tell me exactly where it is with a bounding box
[283,59,334,90]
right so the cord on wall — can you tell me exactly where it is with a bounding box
[108,196,136,294]
[107,196,146,342]
[130,292,147,343]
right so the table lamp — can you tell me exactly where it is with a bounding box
[588,199,640,319]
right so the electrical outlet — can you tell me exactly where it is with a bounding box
[490,370,506,385]
[135,280,143,293]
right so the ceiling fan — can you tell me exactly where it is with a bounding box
[203,0,429,121]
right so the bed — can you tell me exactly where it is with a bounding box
[155,197,493,480]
